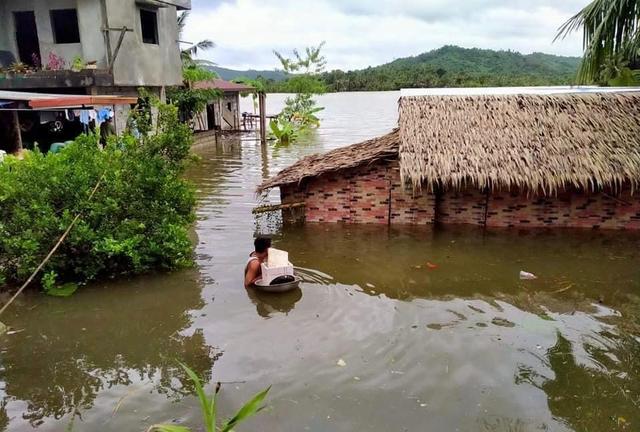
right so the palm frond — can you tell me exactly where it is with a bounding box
[556,0,640,83]
[177,11,189,37]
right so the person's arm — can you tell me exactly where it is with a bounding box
[244,260,261,288]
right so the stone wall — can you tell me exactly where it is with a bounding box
[279,160,640,229]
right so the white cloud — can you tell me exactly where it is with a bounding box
[184,0,587,70]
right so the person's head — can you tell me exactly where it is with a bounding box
[254,237,271,259]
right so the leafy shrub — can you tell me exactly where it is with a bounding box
[0,103,196,289]
[167,65,221,129]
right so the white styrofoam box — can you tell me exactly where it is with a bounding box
[267,248,289,267]
[260,262,294,285]
[260,248,294,284]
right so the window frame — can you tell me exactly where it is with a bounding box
[50,8,81,45]
[139,8,159,45]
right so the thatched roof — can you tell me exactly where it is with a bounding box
[257,129,399,191]
[260,90,640,194]
[400,92,640,193]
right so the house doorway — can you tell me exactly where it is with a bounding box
[14,11,41,67]
[206,103,218,130]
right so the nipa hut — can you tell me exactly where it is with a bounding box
[258,87,640,229]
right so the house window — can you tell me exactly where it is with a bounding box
[140,9,159,45]
[50,9,80,44]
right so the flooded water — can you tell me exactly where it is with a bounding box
[1,92,640,432]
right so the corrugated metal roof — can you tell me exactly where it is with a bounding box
[193,79,255,93]
[0,90,138,110]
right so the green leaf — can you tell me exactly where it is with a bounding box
[269,120,281,138]
[45,282,79,298]
[221,386,271,432]
[178,361,214,432]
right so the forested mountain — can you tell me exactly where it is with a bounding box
[208,66,286,81]
[213,46,581,91]
[319,46,581,91]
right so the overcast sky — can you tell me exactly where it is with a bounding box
[184,0,588,71]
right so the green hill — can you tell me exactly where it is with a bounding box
[208,66,287,81]
[320,45,581,91]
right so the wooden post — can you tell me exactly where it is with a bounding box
[258,92,266,145]
[101,0,112,66]
[0,111,23,154]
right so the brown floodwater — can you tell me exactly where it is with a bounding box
[1,92,639,432]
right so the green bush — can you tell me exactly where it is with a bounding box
[0,103,196,289]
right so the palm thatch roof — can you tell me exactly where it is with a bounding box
[400,92,640,194]
[260,90,640,195]
[257,129,399,192]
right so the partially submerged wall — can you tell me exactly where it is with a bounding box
[279,162,640,229]
[281,160,436,225]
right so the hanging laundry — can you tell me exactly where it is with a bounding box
[79,110,90,125]
[97,107,112,123]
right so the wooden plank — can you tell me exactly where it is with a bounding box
[252,202,305,214]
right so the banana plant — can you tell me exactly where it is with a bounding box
[148,362,270,432]
[269,117,297,145]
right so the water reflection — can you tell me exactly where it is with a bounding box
[277,223,640,304]
[517,332,640,431]
[245,287,303,318]
[0,270,216,428]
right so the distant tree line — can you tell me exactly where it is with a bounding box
[256,46,581,92]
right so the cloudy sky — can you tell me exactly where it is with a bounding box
[184,0,588,71]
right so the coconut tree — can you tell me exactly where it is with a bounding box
[177,11,215,66]
[556,0,640,83]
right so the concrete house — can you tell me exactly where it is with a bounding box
[0,0,190,130]
[193,79,255,131]
[259,87,640,230]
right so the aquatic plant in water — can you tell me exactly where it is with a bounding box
[270,42,327,145]
[148,362,270,432]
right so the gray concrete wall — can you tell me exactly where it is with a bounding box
[0,0,84,66]
[221,93,240,130]
[77,0,108,67]
[0,0,183,87]
[106,0,184,87]
[0,3,9,53]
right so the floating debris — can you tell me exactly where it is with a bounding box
[337,359,346,367]
[491,317,516,327]
[519,270,537,280]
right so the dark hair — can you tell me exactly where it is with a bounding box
[254,237,271,253]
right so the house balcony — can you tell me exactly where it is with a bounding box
[0,69,114,91]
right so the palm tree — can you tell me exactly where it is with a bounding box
[556,0,640,83]
[177,11,215,65]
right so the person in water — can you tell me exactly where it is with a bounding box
[244,237,271,287]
